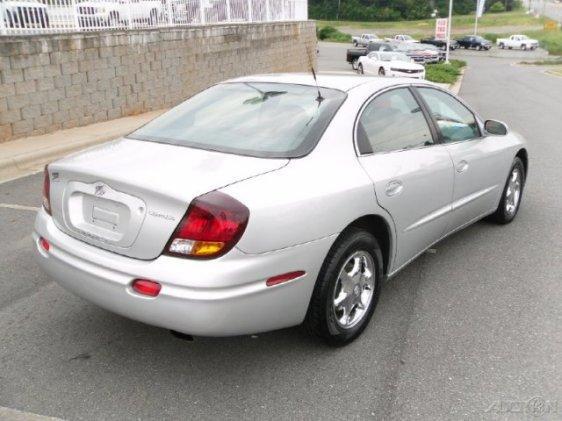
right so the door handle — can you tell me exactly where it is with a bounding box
[456,160,469,173]
[385,180,404,197]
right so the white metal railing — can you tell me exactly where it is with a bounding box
[0,0,308,35]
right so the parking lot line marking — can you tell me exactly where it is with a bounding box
[0,203,40,212]
[0,406,64,420]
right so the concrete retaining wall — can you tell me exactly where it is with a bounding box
[0,21,317,142]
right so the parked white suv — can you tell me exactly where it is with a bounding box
[497,35,539,50]
[76,0,162,27]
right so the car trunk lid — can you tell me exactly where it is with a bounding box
[48,138,288,260]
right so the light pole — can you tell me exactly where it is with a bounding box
[474,0,484,35]
[445,0,453,63]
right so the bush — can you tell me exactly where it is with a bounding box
[450,59,467,69]
[317,26,352,43]
[489,2,506,13]
[425,60,467,84]
[484,33,500,43]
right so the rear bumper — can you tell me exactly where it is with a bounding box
[34,209,336,336]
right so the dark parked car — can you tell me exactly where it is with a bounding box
[456,35,492,51]
[347,42,395,70]
[420,37,459,50]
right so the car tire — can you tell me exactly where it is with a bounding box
[477,45,482,51]
[353,41,358,47]
[358,63,364,74]
[500,43,505,49]
[522,44,527,51]
[352,59,359,70]
[489,157,526,224]
[304,228,383,346]
[378,67,386,76]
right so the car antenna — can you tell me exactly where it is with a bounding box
[306,46,324,105]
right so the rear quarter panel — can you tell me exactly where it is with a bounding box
[221,88,396,256]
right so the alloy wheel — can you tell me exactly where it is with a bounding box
[331,251,376,330]
[505,167,522,216]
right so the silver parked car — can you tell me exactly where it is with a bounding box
[34,75,528,345]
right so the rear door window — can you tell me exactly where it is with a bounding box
[358,88,434,154]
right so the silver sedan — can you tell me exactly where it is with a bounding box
[34,74,528,345]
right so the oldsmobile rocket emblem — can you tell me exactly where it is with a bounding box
[95,184,106,196]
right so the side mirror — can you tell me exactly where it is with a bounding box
[484,120,508,136]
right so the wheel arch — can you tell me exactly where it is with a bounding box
[516,148,528,176]
[345,214,393,276]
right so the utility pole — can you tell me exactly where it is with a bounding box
[445,0,453,63]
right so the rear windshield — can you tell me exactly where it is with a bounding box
[129,82,347,159]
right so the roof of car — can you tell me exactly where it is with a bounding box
[226,73,434,92]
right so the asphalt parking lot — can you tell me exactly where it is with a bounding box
[1,44,561,420]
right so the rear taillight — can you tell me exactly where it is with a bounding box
[165,191,249,259]
[42,165,51,215]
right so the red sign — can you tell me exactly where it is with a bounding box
[435,18,448,40]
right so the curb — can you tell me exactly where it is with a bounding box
[0,110,165,183]
[450,67,466,95]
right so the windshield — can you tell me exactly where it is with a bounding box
[130,82,347,159]
[379,52,410,62]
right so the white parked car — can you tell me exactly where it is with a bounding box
[358,51,426,79]
[1,0,49,28]
[497,35,539,50]
[352,34,381,47]
[34,74,528,346]
[386,34,419,43]
[75,0,162,27]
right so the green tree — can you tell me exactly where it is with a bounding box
[489,1,506,13]
[308,0,519,22]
